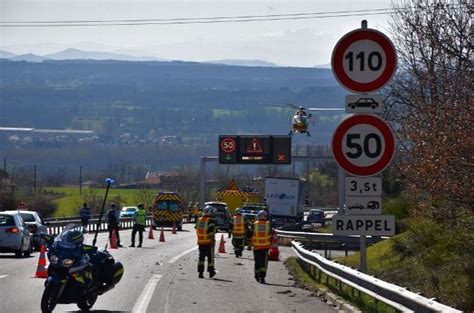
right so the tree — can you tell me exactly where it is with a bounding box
[387,0,473,220]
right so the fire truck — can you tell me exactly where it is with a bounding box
[152,192,184,231]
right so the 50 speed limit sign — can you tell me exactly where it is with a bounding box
[332,114,395,176]
[331,28,397,93]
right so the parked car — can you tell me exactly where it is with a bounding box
[204,201,231,232]
[4,210,47,250]
[347,97,379,109]
[305,209,326,227]
[0,212,32,257]
[120,206,138,218]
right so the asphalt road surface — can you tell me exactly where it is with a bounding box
[0,224,337,313]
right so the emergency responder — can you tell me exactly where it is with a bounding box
[80,203,92,233]
[229,208,245,257]
[106,203,123,247]
[130,203,146,247]
[251,210,272,284]
[195,205,217,278]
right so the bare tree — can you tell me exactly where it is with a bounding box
[387,0,473,220]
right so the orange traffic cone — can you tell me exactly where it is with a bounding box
[159,227,165,242]
[218,234,226,253]
[110,229,118,249]
[35,245,48,278]
[148,225,154,239]
[268,233,280,261]
[172,222,177,234]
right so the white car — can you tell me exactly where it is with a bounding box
[0,212,32,257]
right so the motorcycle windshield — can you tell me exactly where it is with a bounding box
[54,224,83,250]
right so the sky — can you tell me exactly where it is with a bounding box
[0,0,394,67]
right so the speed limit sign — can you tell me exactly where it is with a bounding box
[332,114,395,176]
[331,28,397,93]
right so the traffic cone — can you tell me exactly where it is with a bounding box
[148,225,154,239]
[159,227,165,242]
[218,234,226,253]
[172,222,177,234]
[35,245,48,278]
[268,233,280,261]
[110,229,118,249]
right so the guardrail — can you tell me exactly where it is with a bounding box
[289,240,461,313]
[44,215,154,235]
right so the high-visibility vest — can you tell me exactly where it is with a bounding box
[135,209,146,225]
[196,216,212,245]
[252,220,271,250]
[232,214,245,237]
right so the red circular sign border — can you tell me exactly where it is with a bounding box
[332,114,395,176]
[220,137,237,153]
[331,28,397,93]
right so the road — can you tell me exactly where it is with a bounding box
[0,224,336,313]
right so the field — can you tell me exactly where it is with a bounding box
[44,187,158,217]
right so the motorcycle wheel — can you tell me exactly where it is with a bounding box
[41,283,61,313]
[77,293,98,311]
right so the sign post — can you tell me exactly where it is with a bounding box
[331,20,397,273]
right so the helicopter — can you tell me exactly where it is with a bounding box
[286,104,345,136]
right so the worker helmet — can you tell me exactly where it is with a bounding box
[203,205,215,216]
[257,210,268,220]
[235,208,242,215]
[62,229,84,246]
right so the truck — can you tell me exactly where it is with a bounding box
[264,177,305,228]
[152,191,184,231]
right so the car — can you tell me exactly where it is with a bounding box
[4,210,48,250]
[0,212,32,257]
[367,201,380,210]
[204,201,231,232]
[120,206,138,218]
[306,209,326,227]
[348,204,364,210]
[348,97,379,109]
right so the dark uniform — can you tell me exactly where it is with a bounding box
[251,213,272,284]
[195,214,216,278]
[106,204,123,247]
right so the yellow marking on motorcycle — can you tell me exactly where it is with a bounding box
[114,268,124,277]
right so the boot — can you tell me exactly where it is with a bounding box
[198,272,204,279]
[129,244,135,247]
[209,270,216,278]
[260,277,266,284]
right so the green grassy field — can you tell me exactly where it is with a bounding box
[44,187,158,217]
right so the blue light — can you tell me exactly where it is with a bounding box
[105,178,115,184]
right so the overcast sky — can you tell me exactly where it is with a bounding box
[0,0,394,67]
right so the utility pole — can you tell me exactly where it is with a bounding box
[33,164,37,196]
[79,166,83,195]
[2,158,6,186]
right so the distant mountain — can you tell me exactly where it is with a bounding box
[45,48,165,61]
[0,50,17,59]
[314,63,331,69]
[9,53,47,62]
[207,59,278,67]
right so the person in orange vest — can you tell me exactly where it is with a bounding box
[229,208,246,258]
[195,205,217,278]
[251,210,272,284]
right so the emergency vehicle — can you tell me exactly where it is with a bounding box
[152,192,184,231]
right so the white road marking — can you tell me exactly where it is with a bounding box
[168,246,198,264]
[131,274,163,313]
[0,275,8,279]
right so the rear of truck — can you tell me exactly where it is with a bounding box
[152,192,184,231]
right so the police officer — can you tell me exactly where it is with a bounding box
[195,205,217,278]
[130,203,146,247]
[229,208,246,257]
[106,203,123,247]
[79,203,92,233]
[251,210,272,284]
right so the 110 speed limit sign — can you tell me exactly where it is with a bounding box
[332,114,395,176]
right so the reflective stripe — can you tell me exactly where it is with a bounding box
[135,210,146,225]
[252,221,271,250]
[232,215,245,236]
[196,217,212,244]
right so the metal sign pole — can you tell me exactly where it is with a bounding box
[337,167,345,214]
[360,235,367,273]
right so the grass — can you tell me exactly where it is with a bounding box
[285,257,396,313]
[44,187,157,217]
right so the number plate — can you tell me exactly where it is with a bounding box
[345,176,382,196]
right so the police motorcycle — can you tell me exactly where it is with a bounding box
[40,224,124,312]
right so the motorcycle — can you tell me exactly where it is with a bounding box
[40,224,124,313]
